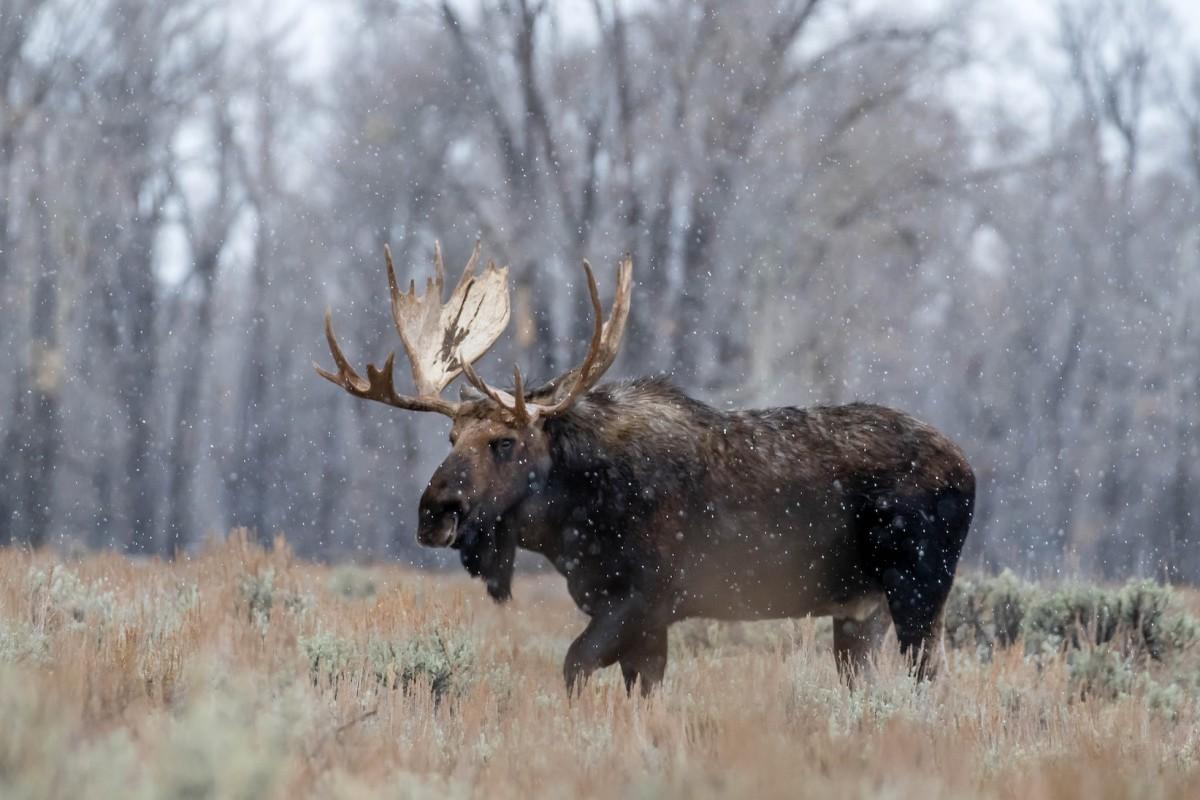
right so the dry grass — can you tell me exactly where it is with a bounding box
[1,532,1198,799]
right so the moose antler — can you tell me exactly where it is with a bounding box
[316,242,511,418]
[460,254,633,423]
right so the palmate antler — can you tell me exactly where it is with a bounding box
[316,242,510,418]
[317,241,633,424]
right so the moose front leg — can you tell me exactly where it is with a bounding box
[563,594,657,695]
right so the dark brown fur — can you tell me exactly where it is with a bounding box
[420,377,975,694]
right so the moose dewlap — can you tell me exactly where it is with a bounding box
[317,241,975,694]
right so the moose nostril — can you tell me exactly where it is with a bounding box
[417,495,467,548]
[423,496,464,523]
[440,498,466,519]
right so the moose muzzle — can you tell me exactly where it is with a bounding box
[417,464,469,547]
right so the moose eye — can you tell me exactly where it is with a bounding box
[490,437,516,460]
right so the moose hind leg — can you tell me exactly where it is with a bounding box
[833,600,891,685]
[868,488,973,679]
[619,626,668,696]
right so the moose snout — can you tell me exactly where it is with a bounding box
[417,478,468,548]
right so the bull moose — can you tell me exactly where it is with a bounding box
[317,242,975,694]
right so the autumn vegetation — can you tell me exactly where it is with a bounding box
[0,532,1196,798]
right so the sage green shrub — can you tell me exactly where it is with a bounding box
[943,570,1032,656]
[1022,579,1197,659]
[300,628,476,702]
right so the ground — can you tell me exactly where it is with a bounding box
[0,532,1197,799]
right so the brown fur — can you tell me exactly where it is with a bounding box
[419,377,975,693]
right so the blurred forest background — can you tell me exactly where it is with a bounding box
[3,0,1200,580]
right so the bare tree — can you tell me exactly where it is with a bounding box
[163,97,239,557]
[0,0,93,544]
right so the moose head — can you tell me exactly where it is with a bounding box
[316,242,632,597]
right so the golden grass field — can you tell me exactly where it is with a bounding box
[1,531,1198,799]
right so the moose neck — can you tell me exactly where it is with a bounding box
[534,394,666,556]
[507,379,718,567]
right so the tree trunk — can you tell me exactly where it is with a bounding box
[23,182,62,548]
[121,217,160,555]
[0,388,26,545]
[0,125,21,542]
[163,273,217,557]
[314,396,344,558]
[228,65,278,547]
[676,166,730,387]
[90,425,116,549]
[233,246,270,545]
[0,127,14,286]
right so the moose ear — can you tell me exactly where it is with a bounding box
[523,376,562,404]
[459,383,484,401]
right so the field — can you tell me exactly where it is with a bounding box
[1,533,1198,799]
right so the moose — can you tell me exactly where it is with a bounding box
[317,242,975,694]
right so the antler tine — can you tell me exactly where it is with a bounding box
[364,351,400,397]
[512,364,528,421]
[575,260,606,386]
[433,240,446,297]
[453,239,482,296]
[385,244,433,396]
[537,261,604,413]
[458,353,498,402]
[458,349,529,423]
[533,255,632,418]
[384,243,402,305]
[384,243,416,301]
[590,252,633,376]
[315,309,367,392]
